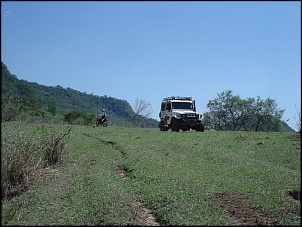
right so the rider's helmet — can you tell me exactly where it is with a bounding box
[102,109,105,112]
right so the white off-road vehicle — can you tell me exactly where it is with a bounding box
[158,96,204,132]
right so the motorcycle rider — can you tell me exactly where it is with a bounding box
[97,109,107,122]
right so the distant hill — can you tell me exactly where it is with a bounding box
[282,122,296,132]
[1,62,159,127]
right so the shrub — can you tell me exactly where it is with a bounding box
[64,110,94,125]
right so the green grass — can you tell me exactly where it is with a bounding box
[1,122,301,226]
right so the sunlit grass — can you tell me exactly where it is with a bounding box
[1,123,300,226]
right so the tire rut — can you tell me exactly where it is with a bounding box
[82,132,161,226]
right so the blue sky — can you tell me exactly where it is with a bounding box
[1,1,301,130]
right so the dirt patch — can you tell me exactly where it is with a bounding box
[114,164,132,179]
[132,197,160,226]
[3,183,30,201]
[285,189,301,202]
[289,133,301,142]
[82,133,116,147]
[234,135,252,142]
[213,192,278,226]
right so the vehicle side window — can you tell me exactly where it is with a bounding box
[166,103,171,110]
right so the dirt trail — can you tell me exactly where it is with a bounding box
[115,164,160,226]
[103,134,300,226]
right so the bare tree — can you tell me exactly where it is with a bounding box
[132,98,153,127]
[294,104,301,133]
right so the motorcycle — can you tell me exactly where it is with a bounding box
[95,116,108,127]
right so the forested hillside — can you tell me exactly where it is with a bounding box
[1,62,158,127]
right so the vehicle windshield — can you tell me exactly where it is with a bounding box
[172,102,193,109]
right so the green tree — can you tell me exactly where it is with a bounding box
[241,96,284,131]
[204,90,285,132]
[48,101,57,116]
[205,90,243,131]
[1,95,20,121]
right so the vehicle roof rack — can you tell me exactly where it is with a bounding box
[163,96,192,101]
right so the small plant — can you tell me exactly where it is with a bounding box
[1,125,39,198]
[39,125,71,166]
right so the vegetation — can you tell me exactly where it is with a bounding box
[1,122,300,226]
[1,123,71,200]
[131,98,154,127]
[203,90,287,132]
[64,110,95,125]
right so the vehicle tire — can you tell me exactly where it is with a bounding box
[103,122,108,127]
[196,123,205,132]
[182,126,190,131]
[171,119,180,132]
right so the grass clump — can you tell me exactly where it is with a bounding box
[1,122,71,200]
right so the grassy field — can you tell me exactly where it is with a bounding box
[1,122,301,226]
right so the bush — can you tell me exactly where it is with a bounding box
[64,110,94,125]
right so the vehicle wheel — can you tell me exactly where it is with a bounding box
[196,123,204,132]
[171,119,180,132]
[103,122,108,127]
[182,127,190,131]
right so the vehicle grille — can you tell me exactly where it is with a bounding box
[186,113,196,117]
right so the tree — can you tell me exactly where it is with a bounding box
[1,95,20,121]
[48,101,57,116]
[239,96,284,131]
[204,90,285,132]
[250,97,284,131]
[132,98,153,127]
[205,90,244,131]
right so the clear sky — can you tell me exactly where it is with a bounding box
[1,1,301,130]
